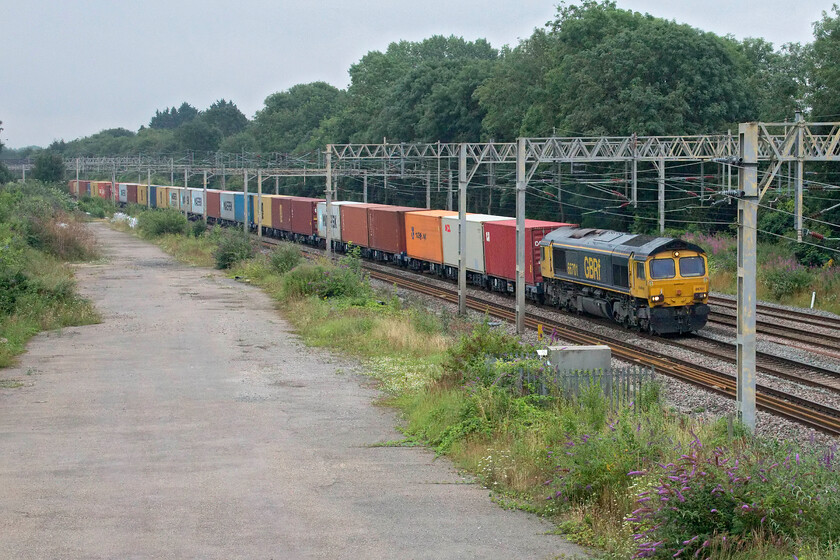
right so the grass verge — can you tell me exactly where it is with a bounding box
[1,181,101,368]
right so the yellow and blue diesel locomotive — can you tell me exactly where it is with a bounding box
[539,228,709,334]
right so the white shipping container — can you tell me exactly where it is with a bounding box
[220,192,235,221]
[168,187,181,210]
[316,201,362,241]
[180,189,191,213]
[441,214,511,273]
[189,188,205,215]
[118,183,128,203]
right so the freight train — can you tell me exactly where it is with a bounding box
[68,179,709,334]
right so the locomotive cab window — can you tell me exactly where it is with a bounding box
[679,256,705,277]
[650,258,675,279]
[636,262,645,280]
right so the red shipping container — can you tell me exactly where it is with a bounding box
[127,184,138,204]
[340,203,380,248]
[80,181,91,196]
[96,181,113,200]
[272,196,291,231]
[206,190,221,219]
[289,197,324,236]
[367,205,421,254]
[483,220,575,285]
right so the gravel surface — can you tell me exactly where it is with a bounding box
[366,263,840,449]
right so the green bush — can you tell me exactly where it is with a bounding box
[281,261,369,299]
[761,257,812,300]
[269,242,302,274]
[77,195,116,219]
[630,440,840,558]
[190,219,206,238]
[441,320,522,384]
[137,209,188,237]
[213,230,254,269]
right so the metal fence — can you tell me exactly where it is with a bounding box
[493,353,656,412]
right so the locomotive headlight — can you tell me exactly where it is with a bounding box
[650,294,664,303]
[694,292,707,300]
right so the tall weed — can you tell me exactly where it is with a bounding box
[761,256,812,300]
[269,242,302,274]
[213,229,254,269]
[138,209,188,237]
[30,212,97,261]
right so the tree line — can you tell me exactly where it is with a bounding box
[12,2,840,158]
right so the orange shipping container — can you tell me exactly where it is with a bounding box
[404,210,457,264]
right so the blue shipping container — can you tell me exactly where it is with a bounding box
[248,194,257,224]
[234,193,245,223]
[149,186,158,208]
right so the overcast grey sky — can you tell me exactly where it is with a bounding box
[1,0,834,148]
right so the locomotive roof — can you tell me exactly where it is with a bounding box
[541,227,704,259]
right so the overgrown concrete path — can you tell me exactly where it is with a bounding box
[0,223,588,559]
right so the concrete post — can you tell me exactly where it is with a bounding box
[243,169,248,234]
[183,168,188,216]
[795,111,804,243]
[363,171,368,203]
[202,170,207,223]
[556,161,563,221]
[326,147,333,257]
[257,169,263,239]
[447,169,453,211]
[515,137,526,335]
[458,144,467,315]
[658,157,666,234]
[737,122,759,432]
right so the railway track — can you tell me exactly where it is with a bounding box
[670,334,840,393]
[709,295,840,330]
[707,296,840,355]
[365,269,840,437]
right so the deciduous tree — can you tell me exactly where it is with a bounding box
[31,151,65,183]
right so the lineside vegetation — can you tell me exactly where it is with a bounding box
[126,213,840,560]
[0,181,100,368]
